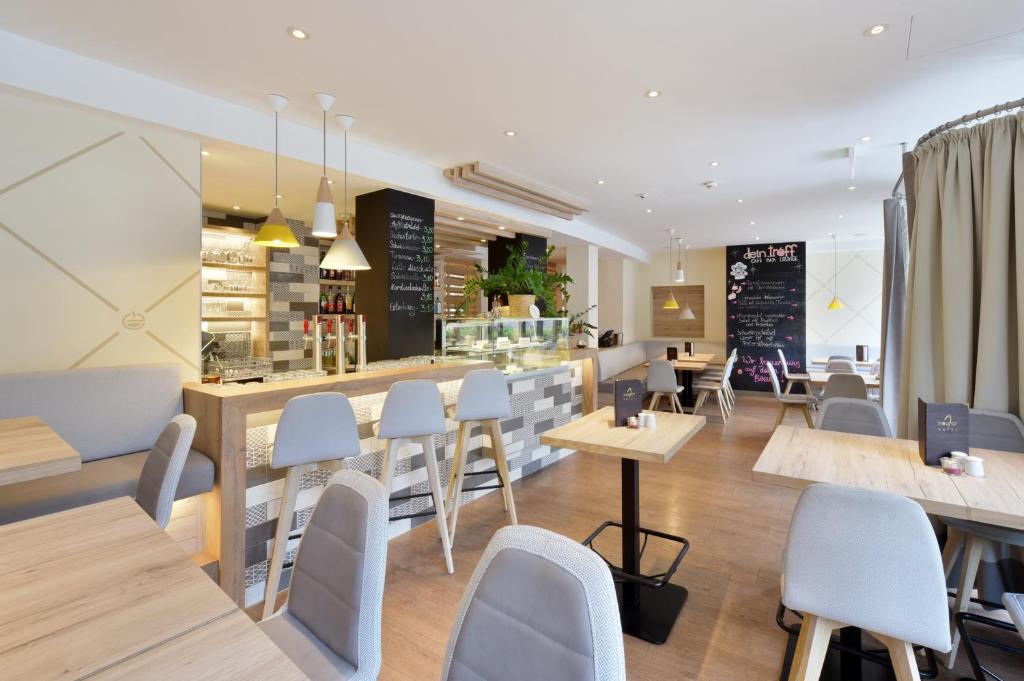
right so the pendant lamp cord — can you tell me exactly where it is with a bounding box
[833,235,838,297]
[322,110,326,176]
[274,111,279,208]
[343,129,349,219]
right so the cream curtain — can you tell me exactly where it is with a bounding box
[898,112,1024,438]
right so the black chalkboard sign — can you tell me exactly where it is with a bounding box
[725,241,806,391]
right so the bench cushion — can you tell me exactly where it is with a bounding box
[0,449,214,525]
[0,364,184,462]
[596,343,647,382]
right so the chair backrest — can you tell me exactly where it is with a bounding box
[442,525,626,681]
[783,484,950,652]
[271,392,361,469]
[286,470,388,677]
[455,369,511,422]
[0,364,183,462]
[822,373,868,400]
[825,358,858,374]
[969,409,1024,453]
[776,349,793,380]
[828,354,854,361]
[379,380,446,439]
[645,359,678,393]
[716,354,737,389]
[816,398,892,437]
[764,361,783,399]
[135,414,197,528]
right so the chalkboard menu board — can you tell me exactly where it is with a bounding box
[355,189,435,360]
[725,241,806,391]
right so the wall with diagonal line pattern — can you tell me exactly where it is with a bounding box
[806,247,883,360]
[0,89,200,378]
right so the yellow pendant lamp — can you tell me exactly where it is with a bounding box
[662,229,680,309]
[827,233,843,310]
[254,94,300,248]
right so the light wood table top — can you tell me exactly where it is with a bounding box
[807,371,879,388]
[0,497,305,679]
[0,416,80,486]
[541,406,706,464]
[811,357,874,368]
[648,356,710,372]
[753,426,1024,531]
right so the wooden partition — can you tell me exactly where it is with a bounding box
[651,285,705,337]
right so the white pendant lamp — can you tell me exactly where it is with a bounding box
[321,114,370,270]
[254,94,300,248]
[662,229,679,310]
[674,237,686,283]
[678,244,695,319]
[827,233,843,310]
[311,92,338,238]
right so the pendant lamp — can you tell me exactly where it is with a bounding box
[254,94,300,248]
[827,233,843,310]
[662,229,679,310]
[674,238,686,283]
[311,93,338,238]
[679,244,696,319]
[321,114,370,270]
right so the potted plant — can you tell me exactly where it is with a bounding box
[566,305,598,348]
[463,241,573,317]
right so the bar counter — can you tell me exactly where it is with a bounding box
[184,355,593,606]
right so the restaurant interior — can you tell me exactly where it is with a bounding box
[0,2,1022,680]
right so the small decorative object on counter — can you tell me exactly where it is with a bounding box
[940,456,964,476]
[614,378,644,427]
[917,398,969,466]
[626,416,640,429]
[683,341,694,357]
[964,455,985,477]
[856,344,870,362]
[666,346,678,361]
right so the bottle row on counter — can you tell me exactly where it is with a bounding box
[319,268,357,281]
[320,288,355,314]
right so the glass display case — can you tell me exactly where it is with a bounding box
[438,317,570,373]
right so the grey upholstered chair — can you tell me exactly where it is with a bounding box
[816,398,892,437]
[259,470,388,681]
[446,369,517,548]
[824,358,858,374]
[941,409,1024,668]
[263,392,363,620]
[783,484,950,681]
[777,348,812,395]
[441,525,626,681]
[765,362,815,428]
[646,359,683,412]
[821,373,869,400]
[135,414,197,528]
[378,379,454,573]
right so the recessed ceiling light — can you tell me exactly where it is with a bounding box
[755,236,760,241]
[276,194,284,199]
[859,136,872,143]
[504,130,516,137]
[854,232,868,237]
[736,199,744,204]
[232,205,241,210]
[708,161,720,167]
[498,225,506,230]
[646,90,661,98]
[327,179,334,185]
[201,150,210,157]
[456,216,465,221]
[645,208,653,214]
[864,24,888,37]
[596,179,605,185]
[848,185,857,191]
[749,221,756,226]
[837,214,845,219]
[288,27,309,40]
[480,239,487,243]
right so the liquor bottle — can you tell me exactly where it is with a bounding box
[335,290,345,314]
[319,291,328,314]
[434,297,443,315]
[344,292,353,314]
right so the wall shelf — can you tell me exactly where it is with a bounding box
[201,291,265,298]
[201,262,266,271]
[202,316,265,322]
[319,279,356,287]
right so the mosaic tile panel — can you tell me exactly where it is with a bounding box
[268,219,319,372]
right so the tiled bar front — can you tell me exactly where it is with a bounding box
[242,364,583,606]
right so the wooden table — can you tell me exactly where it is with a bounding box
[807,372,880,389]
[0,497,306,680]
[649,355,713,407]
[0,416,80,486]
[542,406,706,644]
[753,426,1024,531]
[811,357,874,369]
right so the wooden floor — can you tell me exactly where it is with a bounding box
[367,393,1021,680]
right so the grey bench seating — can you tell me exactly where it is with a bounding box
[0,364,214,525]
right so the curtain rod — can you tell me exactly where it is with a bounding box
[917,96,1024,145]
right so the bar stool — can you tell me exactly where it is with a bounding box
[378,380,454,574]
[646,359,684,412]
[262,392,362,620]
[445,369,517,547]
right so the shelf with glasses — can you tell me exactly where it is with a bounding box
[201,262,266,272]
[319,279,356,287]
[201,291,265,298]
[202,316,265,322]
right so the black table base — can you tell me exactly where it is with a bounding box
[581,458,691,644]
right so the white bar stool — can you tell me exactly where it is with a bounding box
[446,369,517,547]
[262,392,362,620]
[378,379,455,574]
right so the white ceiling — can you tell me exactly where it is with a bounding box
[1,0,1022,251]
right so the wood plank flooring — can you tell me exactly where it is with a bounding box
[270,392,1024,680]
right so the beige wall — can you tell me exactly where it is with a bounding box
[634,247,727,354]
[0,90,201,379]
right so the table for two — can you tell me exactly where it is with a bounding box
[542,406,706,643]
[648,352,716,408]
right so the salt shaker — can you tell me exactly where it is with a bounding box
[964,455,985,477]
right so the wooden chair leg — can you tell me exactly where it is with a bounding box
[649,393,661,411]
[672,393,684,414]
[874,634,921,681]
[669,392,677,413]
[262,465,303,620]
[801,404,815,428]
[381,438,400,491]
[775,403,788,428]
[948,534,986,668]
[488,420,518,525]
[788,614,837,681]
[942,526,964,581]
[717,390,728,423]
[784,380,793,394]
[419,435,454,574]
[448,421,472,547]
[445,422,466,516]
